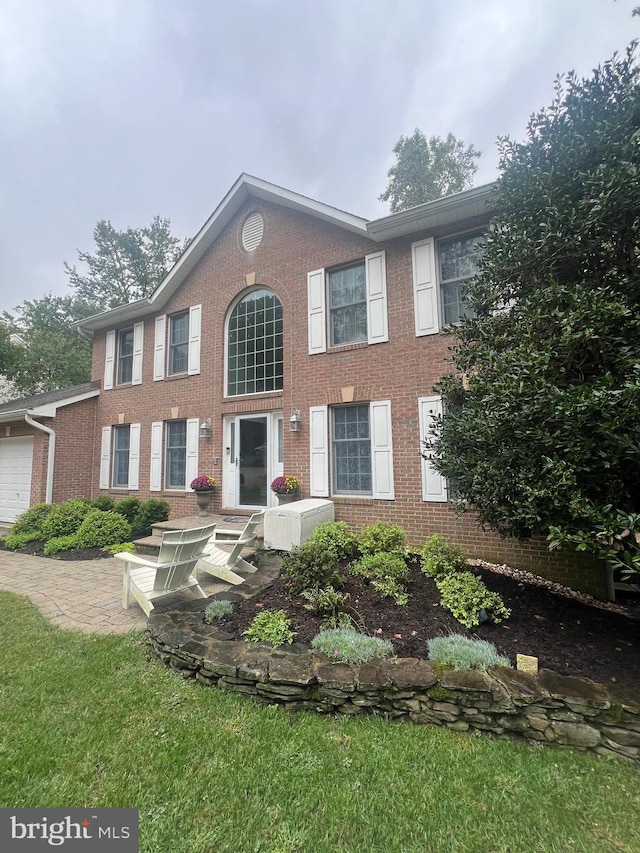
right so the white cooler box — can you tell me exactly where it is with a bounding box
[263,499,334,551]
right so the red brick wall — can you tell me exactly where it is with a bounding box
[88,199,607,598]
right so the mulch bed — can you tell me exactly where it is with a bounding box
[219,561,640,691]
[0,540,116,561]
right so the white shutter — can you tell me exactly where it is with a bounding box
[132,322,144,385]
[188,304,201,375]
[370,401,395,499]
[154,315,166,381]
[307,269,326,354]
[128,423,141,490]
[100,426,111,489]
[366,251,388,345]
[185,418,199,489]
[309,405,329,496]
[412,238,439,336]
[150,421,163,491]
[103,331,115,390]
[419,396,447,502]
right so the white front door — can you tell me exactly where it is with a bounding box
[222,412,283,510]
[0,436,34,522]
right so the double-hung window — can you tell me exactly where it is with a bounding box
[99,423,140,490]
[103,323,143,389]
[165,420,187,488]
[112,425,131,487]
[168,311,189,375]
[308,252,388,354]
[153,306,201,380]
[149,418,199,491]
[116,328,134,385]
[439,234,484,325]
[332,405,371,494]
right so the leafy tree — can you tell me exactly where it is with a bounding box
[0,320,17,376]
[379,129,481,212]
[3,295,94,395]
[64,215,188,311]
[430,46,640,578]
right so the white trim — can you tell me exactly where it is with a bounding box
[188,305,201,375]
[128,423,141,490]
[132,322,144,385]
[309,405,329,496]
[412,238,439,336]
[104,330,115,390]
[370,400,395,499]
[185,418,199,490]
[365,251,388,345]
[419,395,447,502]
[154,315,166,381]
[150,421,163,491]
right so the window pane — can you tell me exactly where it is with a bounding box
[439,234,483,325]
[227,289,283,396]
[113,425,130,487]
[329,264,366,346]
[166,421,187,488]
[332,404,371,494]
[168,312,189,375]
[116,328,134,385]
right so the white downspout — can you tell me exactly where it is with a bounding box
[25,414,56,504]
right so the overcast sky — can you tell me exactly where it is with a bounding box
[1,0,638,317]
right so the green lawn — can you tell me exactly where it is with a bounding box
[0,591,638,853]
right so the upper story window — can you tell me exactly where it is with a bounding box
[116,328,134,385]
[103,322,143,390]
[168,311,189,375]
[307,251,388,354]
[438,234,484,325]
[329,263,367,346]
[412,233,484,336]
[227,288,283,396]
[153,306,201,381]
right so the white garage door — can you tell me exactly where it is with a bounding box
[0,436,34,522]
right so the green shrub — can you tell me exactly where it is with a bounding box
[41,499,93,539]
[243,610,296,646]
[309,521,357,560]
[349,552,410,605]
[204,600,235,623]
[421,534,469,579]
[75,511,132,548]
[358,521,406,556]
[3,530,43,550]
[131,499,170,537]
[103,541,135,555]
[90,496,116,512]
[44,534,79,555]
[311,627,394,664]
[281,540,342,594]
[301,586,352,629]
[428,633,511,671]
[436,571,511,629]
[115,497,141,524]
[12,503,54,535]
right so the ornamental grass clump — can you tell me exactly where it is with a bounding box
[436,571,511,629]
[428,634,511,671]
[311,628,394,664]
[204,600,235,623]
[243,609,296,646]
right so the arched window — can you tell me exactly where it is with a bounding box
[227,288,283,396]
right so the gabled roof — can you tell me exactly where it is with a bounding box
[0,381,100,423]
[76,174,495,336]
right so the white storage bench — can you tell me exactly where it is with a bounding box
[263,499,334,551]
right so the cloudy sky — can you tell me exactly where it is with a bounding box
[1,0,638,316]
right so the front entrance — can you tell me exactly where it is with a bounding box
[222,412,283,510]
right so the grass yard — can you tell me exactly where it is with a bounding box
[0,591,638,853]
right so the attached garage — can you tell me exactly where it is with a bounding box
[0,436,33,522]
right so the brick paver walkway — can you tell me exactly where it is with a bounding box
[0,550,232,634]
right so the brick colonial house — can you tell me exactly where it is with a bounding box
[0,174,606,596]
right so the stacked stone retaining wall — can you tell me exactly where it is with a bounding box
[148,603,640,764]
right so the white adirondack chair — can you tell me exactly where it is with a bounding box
[117,522,217,616]
[198,512,264,585]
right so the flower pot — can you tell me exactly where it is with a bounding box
[276,492,300,505]
[194,490,214,516]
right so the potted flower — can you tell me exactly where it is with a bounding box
[270,475,301,505]
[190,475,216,516]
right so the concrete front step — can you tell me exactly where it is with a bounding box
[135,512,261,557]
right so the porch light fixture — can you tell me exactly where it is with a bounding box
[289,409,302,432]
[199,418,212,439]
